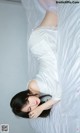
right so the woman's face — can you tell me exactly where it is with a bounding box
[21,96,40,113]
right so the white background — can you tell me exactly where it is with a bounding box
[0,1,35,133]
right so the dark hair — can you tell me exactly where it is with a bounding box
[10,90,52,118]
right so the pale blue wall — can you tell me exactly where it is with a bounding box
[0,1,35,133]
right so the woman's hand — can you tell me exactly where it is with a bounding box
[28,106,43,118]
[28,99,59,118]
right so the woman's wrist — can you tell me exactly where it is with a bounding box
[38,99,54,111]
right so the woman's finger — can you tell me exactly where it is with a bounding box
[29,112,35,117]
[29,111,34,116]
[29,114,35,118]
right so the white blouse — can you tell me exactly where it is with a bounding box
[28,27,62,100]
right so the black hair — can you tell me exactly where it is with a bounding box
[10,90,52,118]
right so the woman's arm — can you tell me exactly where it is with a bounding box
[28,80,40,94]
[38,98,60,110]
[29,99,60,118]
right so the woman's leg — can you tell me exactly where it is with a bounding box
[39,11,58,27]
[38,0,58,27]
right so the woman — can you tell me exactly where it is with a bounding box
[10,0,62,119]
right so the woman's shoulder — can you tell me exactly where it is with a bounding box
[27,80,41,95]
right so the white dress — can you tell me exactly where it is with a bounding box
[28,27,62,101]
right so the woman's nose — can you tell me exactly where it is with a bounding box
[31,103,36,106]
[30,101,36,106]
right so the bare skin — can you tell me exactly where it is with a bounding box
[37,11,58,28]
[21,95,40,112]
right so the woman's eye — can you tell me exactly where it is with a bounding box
[29,107,31,112]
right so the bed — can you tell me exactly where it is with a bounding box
[21,0,80,132]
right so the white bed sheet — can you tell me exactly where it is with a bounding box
[21,0,80,133]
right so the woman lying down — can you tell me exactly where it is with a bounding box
[10,0,62,118]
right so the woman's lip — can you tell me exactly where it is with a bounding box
[36,101,38,105]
